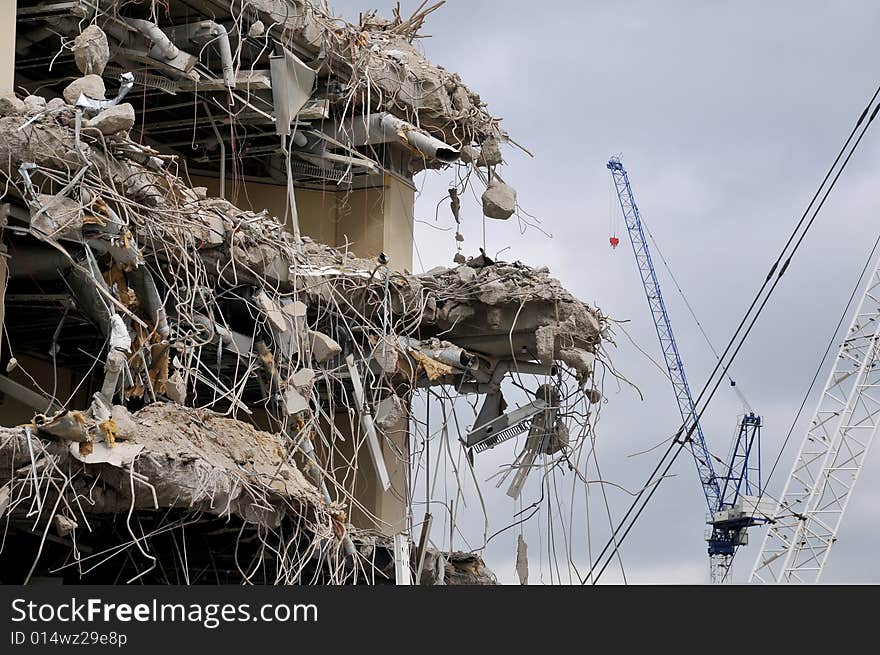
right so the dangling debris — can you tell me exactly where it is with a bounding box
[482,178,517,219]
[516,534,529,585]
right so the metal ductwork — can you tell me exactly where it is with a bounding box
[373,113,460,164]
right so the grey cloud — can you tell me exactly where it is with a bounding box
[332,0,880,583]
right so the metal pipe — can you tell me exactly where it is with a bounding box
[399,337,476,370]
[126,18,179,60]
[205,22,236,89]
[176,20,236,89]
[374,113,460,163]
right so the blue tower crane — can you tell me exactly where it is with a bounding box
[607,156,767,583]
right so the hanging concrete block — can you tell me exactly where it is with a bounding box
[372,336,399,373]
[375,394,407,432]
[292,367,315,391]
[477,136,503,167]
[283,386,309,415]
[481,178,516,220]
[166,370,187,404]
[255,291,287,332]
[73,25,110,76]
[516,534,529,585]
[53,514,78,537]
[309,330,342,363]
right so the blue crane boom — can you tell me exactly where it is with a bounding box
[607,156,766,582]
[607,156,721,510]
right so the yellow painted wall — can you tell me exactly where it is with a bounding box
[334,186,385,261]
[190,175,415,272]
[382,175,415,273]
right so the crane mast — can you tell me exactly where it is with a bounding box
[751,249,880,583]
[608,156,766,583]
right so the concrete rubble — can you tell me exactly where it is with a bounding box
[0,0,611,586]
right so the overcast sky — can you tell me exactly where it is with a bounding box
[329,0,880,583]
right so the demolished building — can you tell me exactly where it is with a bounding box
[0,0,608,584]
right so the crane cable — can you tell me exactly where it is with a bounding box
[641,216,753,412]
[582,81,880,585]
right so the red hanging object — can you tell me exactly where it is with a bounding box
[609,236,620,249]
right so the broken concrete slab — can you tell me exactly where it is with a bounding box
[0,403,323,528]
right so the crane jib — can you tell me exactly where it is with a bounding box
[606,157,722,510]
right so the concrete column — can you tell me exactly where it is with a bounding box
[0,1,16,93]
[381,174,415,273]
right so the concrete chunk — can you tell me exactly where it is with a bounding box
[23,95,46,114]
[63,74,105,105]
[255,291,287,332]
[477,136,503,167]
[73,25,110,75]
[110,405,139,441]
[292,367,315,391]
[481,178,516,220]
[86,103,135,135]
[456,265,477,283]
[46,97,67,113]
[309,330,342,363]
[459,144,479,164]
[283,386,309,415]
[53,514,78,537]
[0,93,24,116]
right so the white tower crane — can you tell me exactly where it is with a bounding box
[751,249,880,583]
